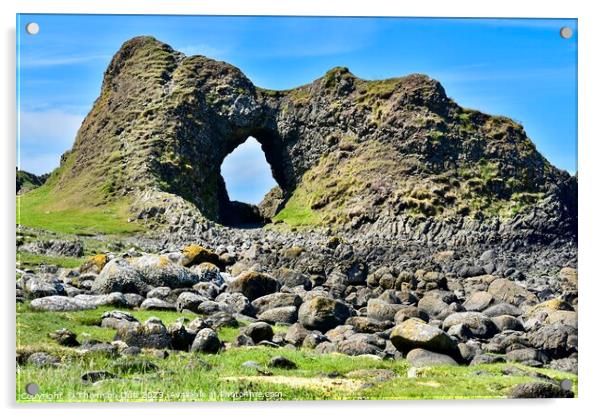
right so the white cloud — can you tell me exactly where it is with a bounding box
[19,54,111,68]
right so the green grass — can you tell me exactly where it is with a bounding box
[17,184,142,236]
[16,251,83,270]
[272,196,322,228]
[16,303,578,402]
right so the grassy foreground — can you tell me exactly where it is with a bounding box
[16,304,578,402]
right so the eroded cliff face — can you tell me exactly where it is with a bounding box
[48,36,576,245]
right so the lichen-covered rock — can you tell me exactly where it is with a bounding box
[528,323,577,359]
[175,292,207,313]
[390,319,458,357]
[20,274,66,299]
[258,306,298,324]
[92,259,150,295]
[298,296,351,332]
[226,271,280,301]
[128,254,200,289]
[241,322,273,343]
[442,312,499,339]
[30,295,94,311]
[509,382,574,398]
[190,328,221,353]
[406,348,458,367]
[80,254,108,274]
[215,292,254,315]
[101,310,139,329]
[190,262,224,286]
[73,293,130,308]
[140,297,176,311]
[487,278,538,307]
[273,268,312,289]
[251,292,302,315]
[366,298,404,322]
[114,317,170,349]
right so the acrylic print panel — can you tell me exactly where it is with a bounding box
[16,14,578,403]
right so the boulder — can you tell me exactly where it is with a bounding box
[92,259,150,295]
[73,293,130,308]
[528,323,577,359]
[442,312,499,339]
[215,292,254,315]
[366,299,403,322]
[180,245,221,267]
[509,382,573,398]
[30,295,94,311]
[114,318,170,349]
[21,274,65,298]
[190,262,224,286]
[462,291,493,312]
[487,278,538,307]
[258,306,298,324]
[129,254,199,288]
[298,296,351,332]
[227,271,280,300]
[241,322,274,343]
[406,348,458,367]
[390,319,459,357]
[346,316,393,333]
[417,295,452,320]
[273,268,312,289]
[190,328,221,353]
[175,292,207,313]
[284,323,309,346]
[336,339,384,357]
[251,292,302,315]
[140,297,176,311]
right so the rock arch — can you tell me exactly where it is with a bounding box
[47,36,576,244]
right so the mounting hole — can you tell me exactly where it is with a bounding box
[560,379,573,391]
[25,22,40,35]
[560,26,573,39]
[25,382,39,396]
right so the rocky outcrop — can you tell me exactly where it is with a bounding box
[36,36,575,246]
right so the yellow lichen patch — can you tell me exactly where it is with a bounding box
[79,253,108,274]
[221,376,364,393]
[282,246,303,258]
[158,255,171,267]
[559,267,578,286]
[526,299,573,318]
[181,244,218,267]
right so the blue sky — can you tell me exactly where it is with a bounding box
[17,15,577,203]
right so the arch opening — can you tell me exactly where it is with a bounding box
[219,136,282,227]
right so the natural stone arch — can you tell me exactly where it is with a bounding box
[215,126,294,226]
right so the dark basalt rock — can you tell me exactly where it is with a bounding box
[42,36,575,246]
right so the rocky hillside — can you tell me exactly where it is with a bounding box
[25,36,576,246]
[16,168,47,194]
